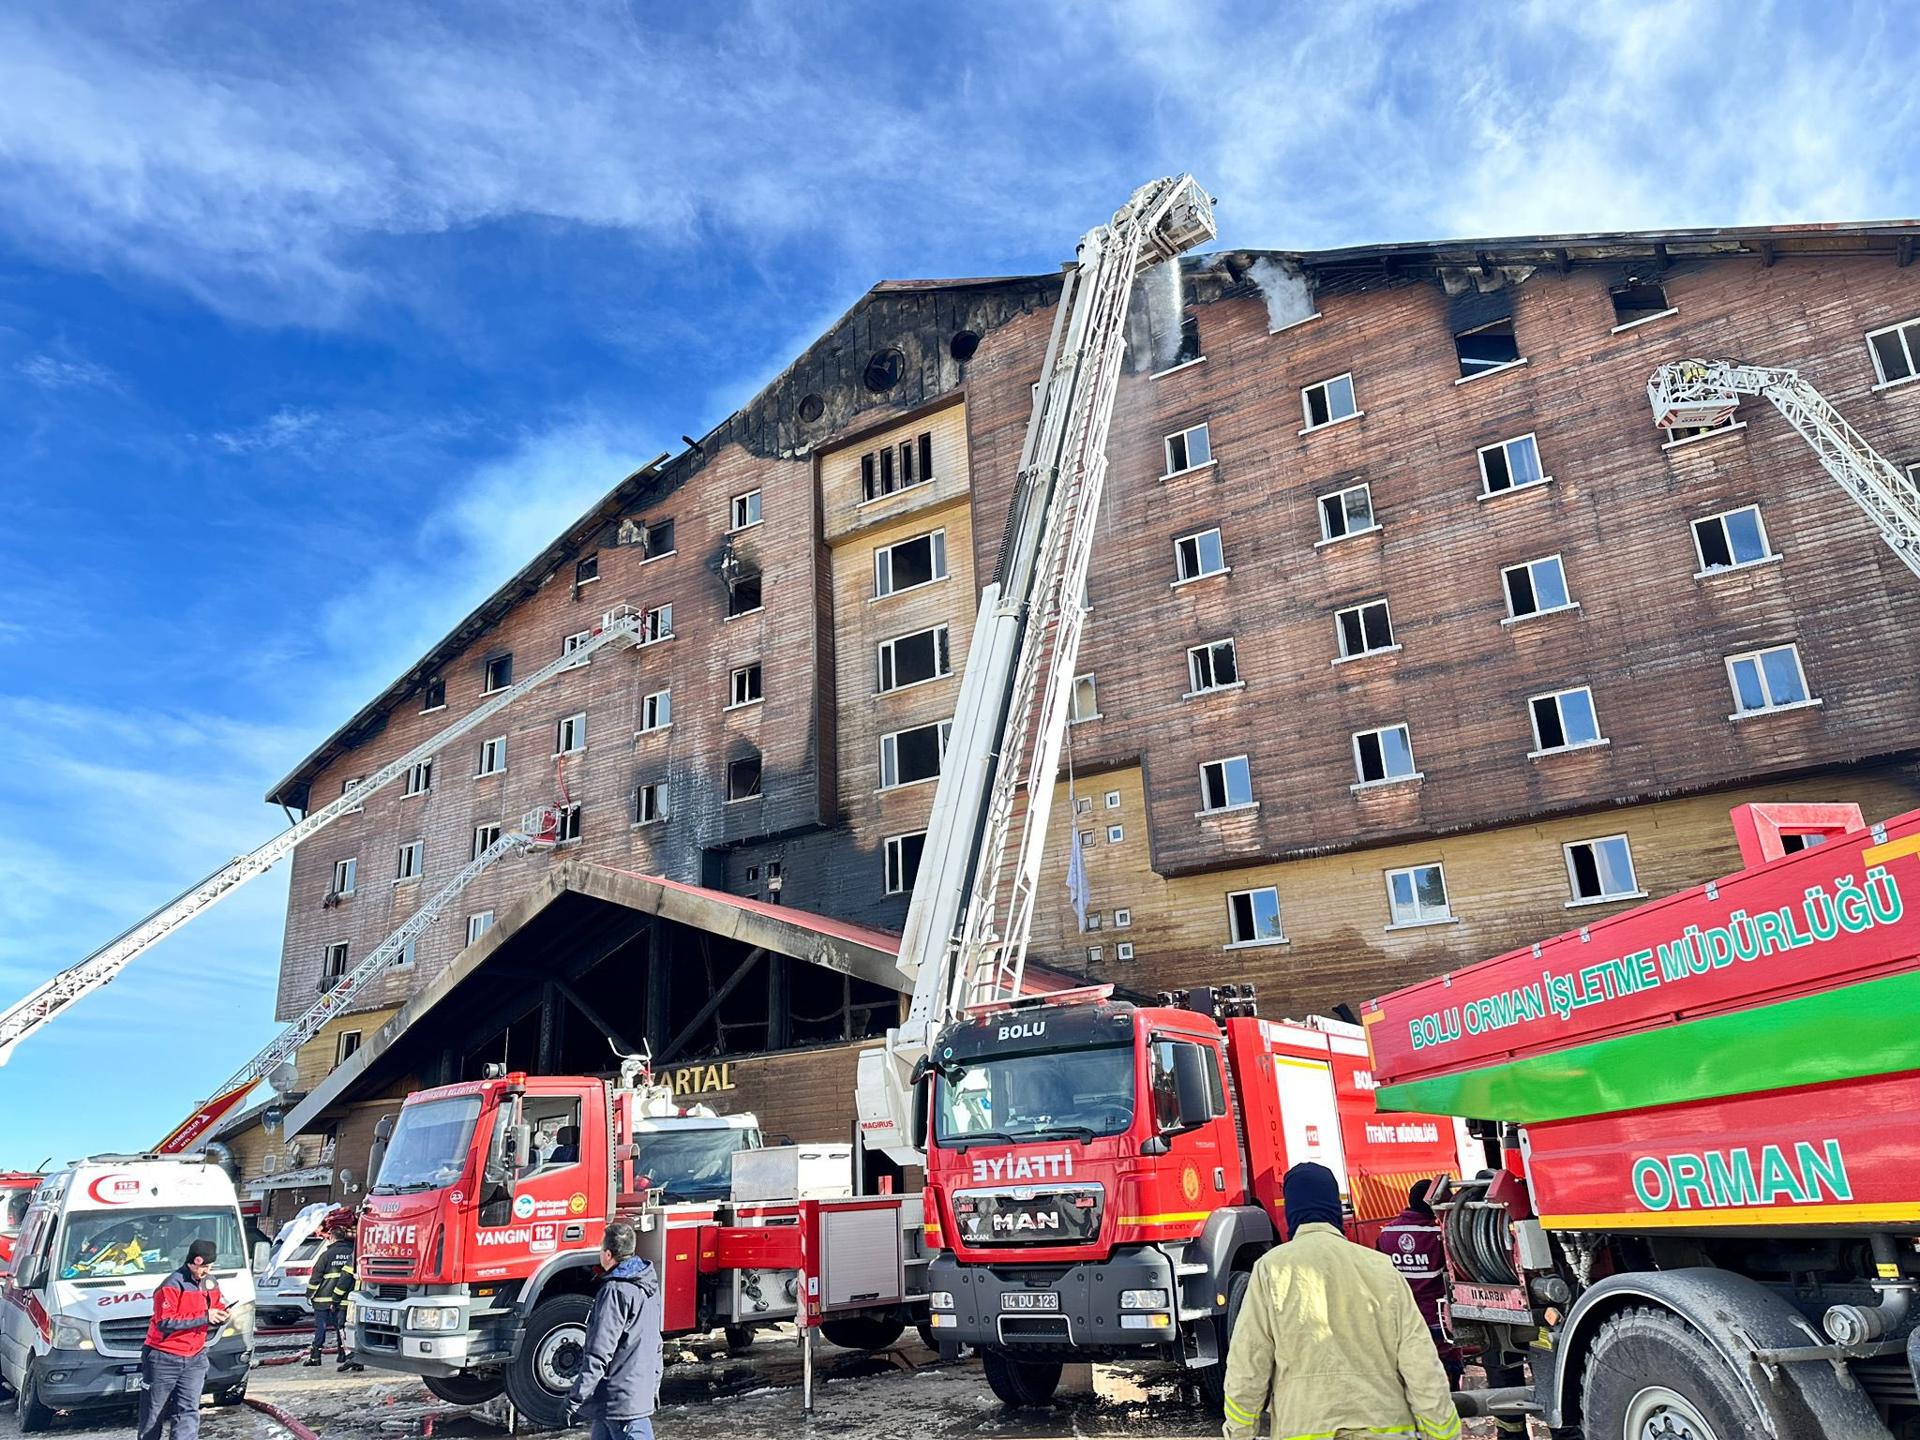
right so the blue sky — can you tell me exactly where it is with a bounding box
[2,0,1915,1167]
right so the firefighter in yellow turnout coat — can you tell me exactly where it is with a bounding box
[1222,1164,1459,1440]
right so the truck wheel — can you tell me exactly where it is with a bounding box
[424,1372,508,1406]
[16,1361,55,1433]
[819,1316,906,1351]
[981,1349,1061,1407]
[506,1293,593,1429]
[723,1325,756,1356]
[1582,1307,1766,1440]
[1196,1270,1250,1415]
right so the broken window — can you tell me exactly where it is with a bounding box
[1693,506,1773,574]
[1151,311,1203,372]
[1503,555,1573,618]
[323,941,350,981]
[403,759,434,796]
[472,823,501,860]
[1455,319,1521,378]
[1301,373,1358,429]
[880,720,951,788]
[1070,675,1099,723]
[638,689,671,732]
[396,840,423,881]
[1565,835,1640,903]
[730,490,762,530]
[1530,687,1603,753]
[1163,422,1212,475]
[1335,600,1395,659]
[477,735,507,776]
[1318,482,1375,542]
[575,554,599,585]
[642,518,675,558]
[727,569,763,618]
[1187,638,1239,693]
[727,753,763,802]
[877,625,950,692]
[557,803,582,841]
[861,433,936,503]
[421,677,446,712]
[1610,281,1671,328]
[885,831,926,894]
[1353,725,1417,785]
[730,663,763,707]
[483,653,514,693]
[1174,527,1226,581]
[1199,756,1253,812]
[1868,318,1920,385]
[1478,434,1545,495]
[874,530,947,597]
[634,781,666,825]
[1226,887,1284,946]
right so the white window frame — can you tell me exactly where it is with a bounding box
[876,624,952,694]
[873,529,949,599]
[1225,886,1287,948]
[1316,481,1377,545]
[1172,526,1228,584]
[1115,941,1135,961]
[340,777,365,814]
[1691,505,1778,577]
[1725,644,1819,720]
[730,488,763,531]
[729,664,764,709]
[1662,415,1747,449]
[884,831,927,895]
[641,604,673,644]
[1529,686,1607,756]
[396,840,424,882]
[1563,834,1646,907]
[1070,674,1100,723]
[1104,790,1121,810]
[1162,422,1213,477]
[420,678,446,713]
[1501,554,1577,622]
[322,941,350,979]
[1866,316,1920,389]
[1385,863,1454,929]
[556,802,583,842]
[1477,433,1549,497]
[1106,824,1124,844]
[392,939,416,970]
[472,823,501,860]
[1351,724,1421,790]
[634,781,666,826]
[1299,372,1359,433]
[1198,755,1255,815]
[555,712,587,755]
[638,689,671,733]
[483,654,513,694]
[1114,908,1132,929]
[879,719,953,790]
[330,857,357,896]
[336,1030,362,1067]
[402,758,434,796]
[1186,637,1241,696]
[467,911,494,945]
[562,630,591,656]
[477,735,507,777]
[1333,599,1397,662]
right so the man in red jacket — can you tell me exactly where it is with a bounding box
[139,1239,229,1440]
[1376,1179,1462,1387]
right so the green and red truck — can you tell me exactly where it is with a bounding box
[1365,801,1920,1440]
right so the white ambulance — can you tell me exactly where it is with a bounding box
[0,1155,255,1431]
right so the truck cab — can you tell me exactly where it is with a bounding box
[0,1173,42,1275]
[0,1156,254,1431]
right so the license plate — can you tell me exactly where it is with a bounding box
[1002,1291,1059,1312]
[359,1305,397,1325]
[122,1375,146,1393]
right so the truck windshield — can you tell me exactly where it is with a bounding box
[633,1129,756,1201]
[2,1188,32,1237]
[60,1207,245,1279]
[374,1095,483,1193]
[934,1045,1135,1144]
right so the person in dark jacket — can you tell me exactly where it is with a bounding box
[305,1211,364,1371]
[565,1220,661,1439]
[139,1239,228,1440]
[1376,1178,1462,1386]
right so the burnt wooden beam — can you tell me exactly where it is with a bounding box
[1475,250,1494,278]
[1899,237,1914,269]
[551,976,640,1059]
[1555,248,1572,276]
[1652,242,1670,274]
[1758,239,1776,268]
[660,947,769,1062]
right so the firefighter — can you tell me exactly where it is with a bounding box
[305,1208,365,1371]
[1222,1163,1460,1440]
[1376,1178,1463,1387]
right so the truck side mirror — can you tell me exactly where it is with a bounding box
[909,1075,930,1154]
[1171,1045,1213,1132]
[504,1123,533,1173]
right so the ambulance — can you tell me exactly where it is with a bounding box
[0,1155,255,1430]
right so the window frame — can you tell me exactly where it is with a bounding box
[873,529,949,599]
[878,719,953,790]
[1452,318,1525,381]
[1316,481,1377,545]
[1070,674,1100,723]
[420,677,446,713]
[875,623,952,694]
[640,603,674,645]
[466,911,494,945]
[396,840,424,883]
[730,489,763,531]
[726,753,763,803]
[476,735,507,777]
[1173,526,1228,584]
[1563,833,1646,907]
[725,569,764,619]
[640,517,676,561]
[1866,316,1920,388]
[884,830,927,895]
[1224,886,1287,948]
[575,554,599,586]
[556,802,583,842]
[555,712,587,756]
[323,940,351,979]
[729,663,764,709]
[1333,599,1397,662]
[1691,505,1778,577]
[1384,863,1454,929]
[483,653,514,694]
[562,629,592,656]
[1608,280,1674,331]
[1186,637,1241,696]
[634,781,667,826]
[472,823,502,860]
[1351,723,1420,789]
[1501,553,1576,622]
[638,688,672,734]
[330,857,357,897]
[1198,754,1255,814]
[402,758,435,797]
[340,777,365,814]
[1528,686,1607,756]
[1725,643,1818,719]
[1477,433,1549,497]
[1162,422,1214,477]
[1299,372,1359,432]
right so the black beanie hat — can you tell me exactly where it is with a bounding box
[186,1239,217,1265]
[1281,1162,1344,1238]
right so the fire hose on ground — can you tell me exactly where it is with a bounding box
[244,1395,325,1440]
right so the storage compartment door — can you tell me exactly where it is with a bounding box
[1273,1055,1351,1195]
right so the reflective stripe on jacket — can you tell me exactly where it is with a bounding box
[306,1238,356,1308]
[1222,1222,1459,1440]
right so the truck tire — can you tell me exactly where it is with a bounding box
[819,1316,905,1352]
[981,1349,1061,1407]
[424,1372,508,1406]
[724,1325,756,1356]
[1581,1306,1768,1440]
[16,1360,54,1433]
[507,1293,593,1429]
[1196,1269,1251,1415]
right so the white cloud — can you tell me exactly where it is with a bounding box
[210,406,325,456]
[16,353,119,390]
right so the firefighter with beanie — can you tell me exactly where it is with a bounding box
[138,1239,228,1440]
[565,1219,662,1439]
[306,1208,365,1371]
[1222,1163,1461,1440]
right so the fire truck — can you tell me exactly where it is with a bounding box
[351,1056,924,1426]
[0,1174,42,1273]
[1365,801,1920,1440]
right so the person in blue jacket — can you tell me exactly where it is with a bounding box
[565,1220,662,1440]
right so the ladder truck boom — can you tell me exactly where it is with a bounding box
[153,808,562,1153]
[857,175,1216,1163]
[0,604,648,1066]
[1649,359,1920,579]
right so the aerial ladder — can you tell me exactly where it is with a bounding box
[854,175,1216,1165]
[1649,359,1920,579]
[153,809,561,1151]
[0,603,651,1067]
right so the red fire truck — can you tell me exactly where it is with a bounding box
[350,1060,924,1426]
[0,1174,42,1273]
[1365,801,1920,1440]
[919,984,1462,1406]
